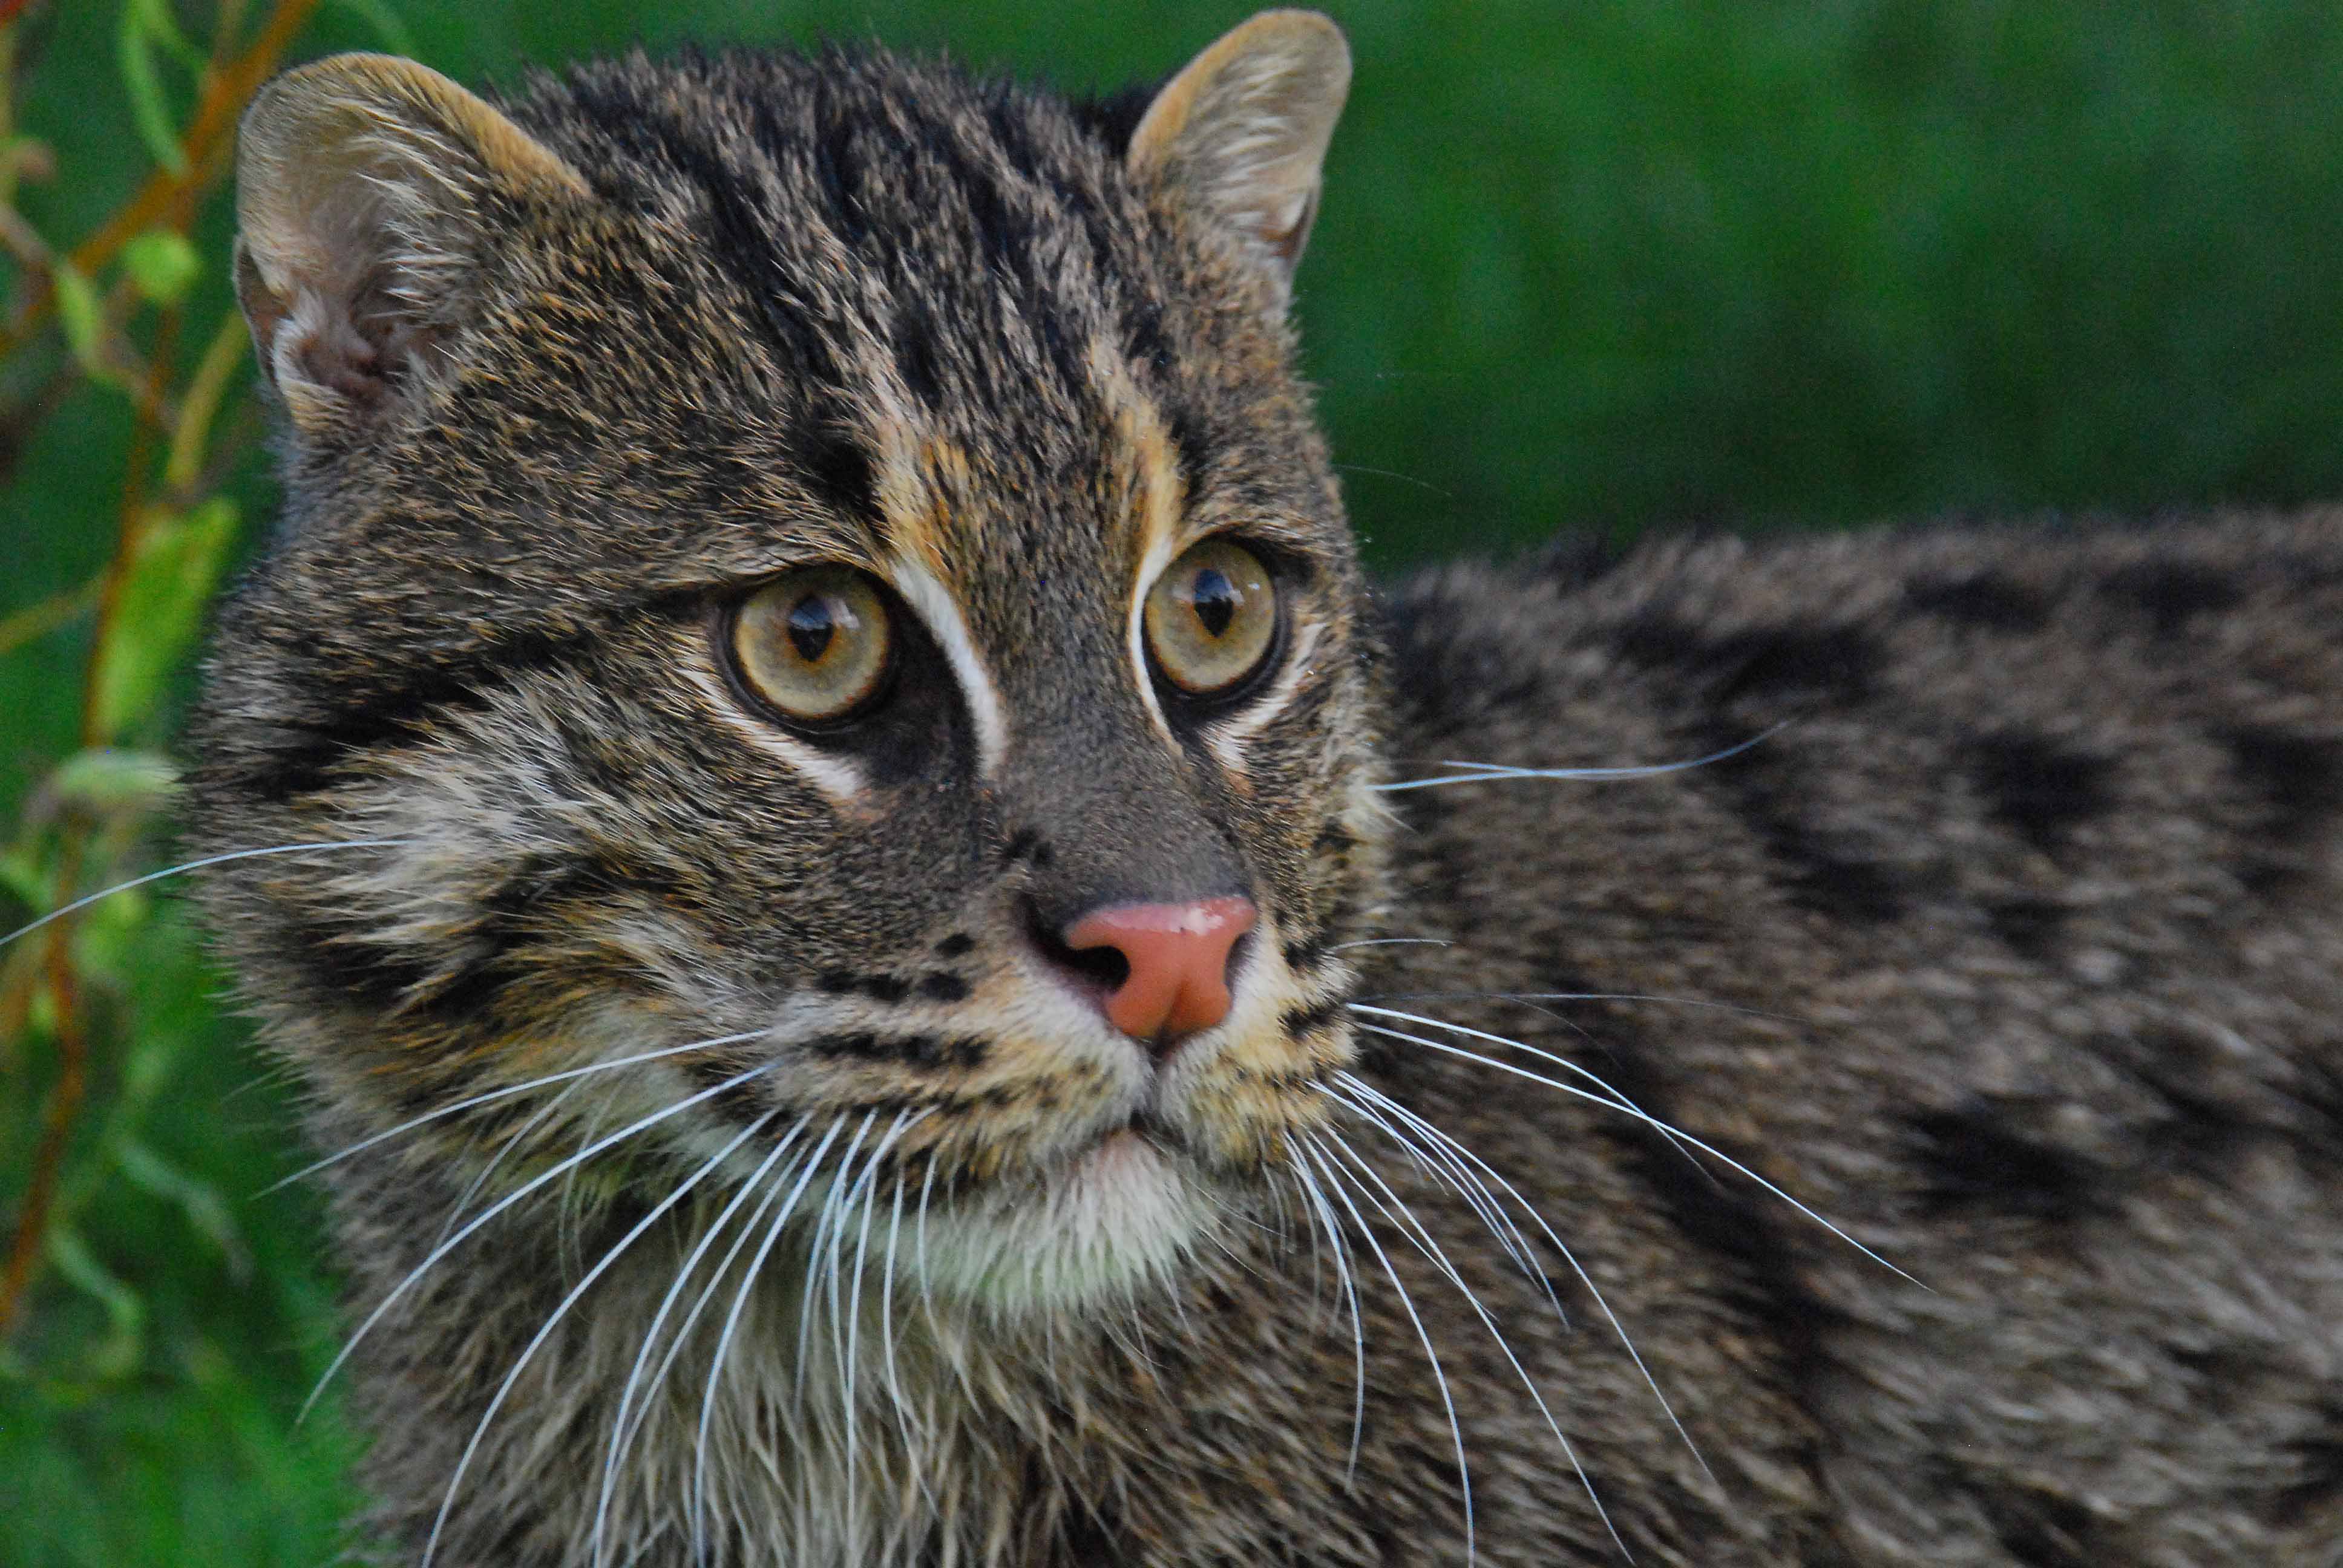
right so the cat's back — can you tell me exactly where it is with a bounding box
[1363,513,2343,1561]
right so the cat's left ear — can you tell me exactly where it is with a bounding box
[1128,10,1350,306]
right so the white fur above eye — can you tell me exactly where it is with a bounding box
[888,558,1009,778]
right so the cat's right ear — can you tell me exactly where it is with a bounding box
[234,54,591,438]
[1128,10,1350,308]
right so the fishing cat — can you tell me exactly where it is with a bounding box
[185,10,2343,1564]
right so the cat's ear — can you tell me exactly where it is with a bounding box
[1127,10,1350,305]
[234,54,591,437]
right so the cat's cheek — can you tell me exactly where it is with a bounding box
[1161,926,1356,1173]
[1174,1048,1349,1174]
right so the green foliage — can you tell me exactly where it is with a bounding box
[88,497,238,742]
[7,1,2343,1561]
[117,231,198,307]
[117,0,197,175]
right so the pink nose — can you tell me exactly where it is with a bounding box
[1062,896,1256,1047]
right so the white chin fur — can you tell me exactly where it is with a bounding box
[911,1133,1214,1318]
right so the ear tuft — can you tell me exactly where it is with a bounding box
[1128,11,1351,305]
[235,54,589,438]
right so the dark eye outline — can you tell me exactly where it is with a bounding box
[716,566,902,735]
[1141,537,1291,712]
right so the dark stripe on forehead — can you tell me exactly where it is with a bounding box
[579,71,880,525]
[808,82,869,249]
[890,83,1130,404]
[1115,295,1205,485]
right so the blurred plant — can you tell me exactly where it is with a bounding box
[0,0,320,1371]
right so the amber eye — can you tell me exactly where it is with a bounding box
[1143,538,1280,697]
[729,566,894,725]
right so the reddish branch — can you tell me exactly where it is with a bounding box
[0,854,87,1334]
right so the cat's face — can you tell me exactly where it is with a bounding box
[191,16,1380,1310]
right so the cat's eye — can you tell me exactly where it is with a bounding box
[729,566,895,725]
[1143,538,1280,698]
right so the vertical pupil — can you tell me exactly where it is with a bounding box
[1190,568,1237,639]
[786,596,837,664]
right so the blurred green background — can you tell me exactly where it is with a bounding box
[8,1,2343,1562]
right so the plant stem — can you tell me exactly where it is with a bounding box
[163,308,247,495]
[0,842,87,1336]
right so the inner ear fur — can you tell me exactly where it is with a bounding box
[235,53,589,437]
[1128,10,1351,304]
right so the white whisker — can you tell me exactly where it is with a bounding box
[693,1114,848,1559]
[434,1079,586,1249]
[799,1111,880,1404]
[1321,1076,1563,1327]
[914,1154,940,1334]
[841,1109,928,1542]
[1372,726,1786,793]
[1351,1003,1702,1171]
[421,1108,778,1568]
[304,1059,778,1422]
[1285,1148,1366,1480]
[1301,1134,1475,1566]
[878,1138,934,1511]
[638,1135,823,1547]
[1317,1127,1631,1561]
[1351,1019,1918,1285]
[1362,989,1807,1028]
[0,838,415,952]
[261,1029,770,1197]
[1332,1071,1714,1489]
[590,1113,811,1568]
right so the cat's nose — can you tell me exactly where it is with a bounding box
[1059,897,1256,1051]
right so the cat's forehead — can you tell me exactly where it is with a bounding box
[538,52,1138,403]
[498,51,1343,622]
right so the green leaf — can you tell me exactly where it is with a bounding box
[45,749,181,816]
[126,0,204,70]
[115,1139,246,1275]
[120,229,199,305]
[117,1002,186,1108]
[116,0,188,176]
[0,848,48,910]
[47,1227,145,1382]
[87,497,240,741]
[51,261,110,379]
[67,883,151,986]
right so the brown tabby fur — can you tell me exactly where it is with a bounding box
[184,11,2343,1566]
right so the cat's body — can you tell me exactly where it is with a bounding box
[185,13,2343,1566]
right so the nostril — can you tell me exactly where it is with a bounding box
[1023,901,1130,998]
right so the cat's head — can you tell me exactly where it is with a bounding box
[189,12,1388,1313]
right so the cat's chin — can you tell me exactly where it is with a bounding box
[906,1125,1221,1318]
